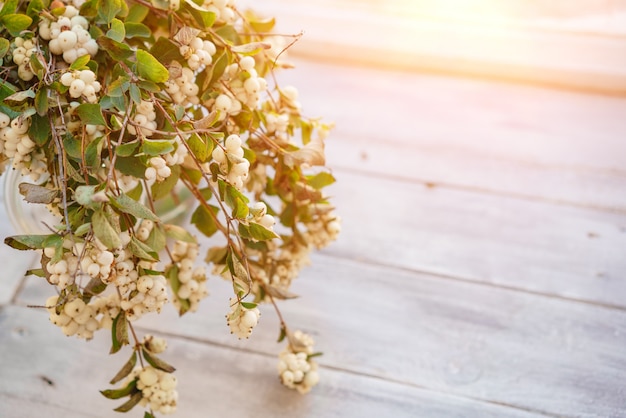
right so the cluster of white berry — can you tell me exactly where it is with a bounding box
[11,37,37,81]
[226,298,261,339]
[39,6,98,64]
[107,172,139,194]
[201,0,236,24]
[145,156,171,182]
[213,93,242,121]
[304,210,342,250]
[170,240,209,313]
[59,69,101,103]
[120,272,169,321]
[264,112,290,142]
[166,135,189,166]
[165,67,200,106]
[46,295,100,339]
[277,331,320,394]
[220,57,268,110]
[132,366,178,415]
[0,116,37,174]
[128,100,157,137]
[180,36,216,71]
[211,134,249,190]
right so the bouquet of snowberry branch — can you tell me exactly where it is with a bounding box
[0,0,340,414]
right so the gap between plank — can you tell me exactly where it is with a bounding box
[332,165,626,215]
[135,324,565,418]
[319,251,626,313]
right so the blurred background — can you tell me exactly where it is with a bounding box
[2,1,626,416]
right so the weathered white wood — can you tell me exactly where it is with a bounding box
[327,171,626,307]
[238,0,626,93]
[0,306,546,418]
[275,59,626,210]
[15,253,626,417]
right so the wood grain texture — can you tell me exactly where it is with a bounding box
[276,59,626,210]
[0,306,548,418]
[238,0,626,93]
[15,253,626,417]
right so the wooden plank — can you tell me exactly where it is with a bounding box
[14,254,626,417]
[326,171,626,307]
[0,306,545,418]
[274,59,626,210]
[237,0,626,93]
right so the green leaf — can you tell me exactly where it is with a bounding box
[150,164,180,200]
[247,14,275,33]
[29,114,51,146]
[124,22,151,38]
[25,268,45,277]
[18,183,58,204]
[166,263,190,315]
[307,172,336,190]
[126,3,149,22]
[76,103,106,126]
[144,411,156,418]
[187,133,213,163]
[115,141,139,157]
[26,0,46,19]
[141,139,174,156]
[115,156,147,178]
[4,234,52,250]
[110,311,128,354]
[34,87,48,115]
[113,193,159,222]
[1,14,33,36]
[224,184,249,219]
[4,88,35,103]
[129,83,141,104]
[142,348,176,373]
[69,54,91,70]
[114,391,143,412]
[0,38,10,57]
[83,276,107,296]
[204,246,227,266]
[110,352,137,385]
[145,224,166,253]
[277,325,287,343]
[92,208,122,249]
[106,18,125,42]
[74,185,98,206]
[183,0,216,28]
[190,204,219,238]
[129,236,159,262]
[240,301,257,309]
[150,37,183,64]
[136,49,169,83]
[100,378,137,399]
[163,224,196,243]
[248,222,279,241]
[97,0,122,24]
[97,36,133,61]
[0,0,18,17]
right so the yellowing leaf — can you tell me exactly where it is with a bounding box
[136,49,169,83]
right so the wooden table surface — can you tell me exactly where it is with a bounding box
[1,57,626,417]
